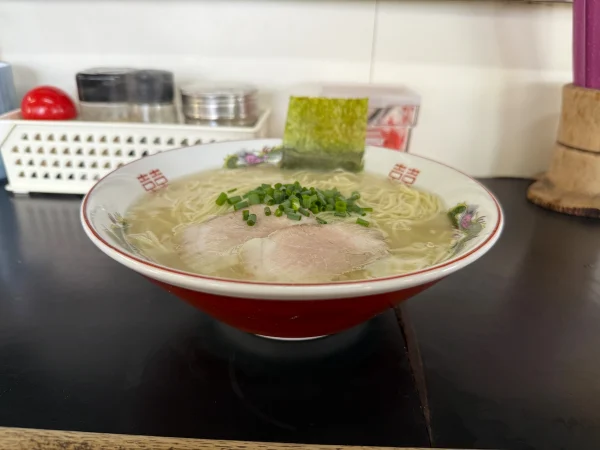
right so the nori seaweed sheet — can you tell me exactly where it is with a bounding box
[281,96,368,172]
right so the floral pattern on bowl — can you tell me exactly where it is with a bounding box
[103,212,153,262]
[447,202,486,256]
[224,146,282,169]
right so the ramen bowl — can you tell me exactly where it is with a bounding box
[81,138,503,339]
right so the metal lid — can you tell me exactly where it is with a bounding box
[181,83,257,102]
[128,69,174,104]
[180,83,259,121]
[76,68,136,103]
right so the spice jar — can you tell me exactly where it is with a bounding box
[128,70,177,124]
[76,68,135,122]
[180,83,259,126]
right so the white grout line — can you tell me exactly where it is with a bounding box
[369,0,380,83]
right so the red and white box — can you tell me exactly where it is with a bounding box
[321,83,421,152]
[369,105,418,128]
[366,126,411,152]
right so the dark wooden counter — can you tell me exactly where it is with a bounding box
[1,179,599,450]
[403,179,600,450]
[0,186,428,448]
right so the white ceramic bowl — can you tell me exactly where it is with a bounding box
[81,138,503,338]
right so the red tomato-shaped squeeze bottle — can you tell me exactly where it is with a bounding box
[21,86,78,120]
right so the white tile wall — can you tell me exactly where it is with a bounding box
[372,1,572,177]
[0,0,573,177]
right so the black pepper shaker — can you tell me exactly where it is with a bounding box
[76,68,135,122]
[128,70,177,124]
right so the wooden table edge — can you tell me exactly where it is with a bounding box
[0,426,461,450]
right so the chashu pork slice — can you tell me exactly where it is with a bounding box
[240,222,389,282]
[177,204,315,273]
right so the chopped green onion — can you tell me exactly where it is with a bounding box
[234,200,249,211]
[316,216,327,224]
[243,210,250,221]
[216,192,228,206]
[289,195,300,210]
[304,194,318,208]
[302,194,311,208]
[247,193,261,205]
[233,184,369,222]
[227,188,238,193]
[349,204,363,214]
[227,195,242,205]
[247,214,257,226]
[356,218,370,227]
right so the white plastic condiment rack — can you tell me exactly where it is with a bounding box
[0,109,270,195]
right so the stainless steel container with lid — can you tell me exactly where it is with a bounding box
[180,83,259,126]
[76,68,136,122]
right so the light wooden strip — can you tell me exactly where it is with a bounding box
[0,427,440,450]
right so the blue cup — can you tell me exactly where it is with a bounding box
[0,62,18,181]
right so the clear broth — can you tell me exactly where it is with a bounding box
[124,167,455,282]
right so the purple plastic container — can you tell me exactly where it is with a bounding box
[574,0,600,89]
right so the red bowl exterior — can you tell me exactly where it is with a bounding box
[150,278,439,338]
[80,139,503,339]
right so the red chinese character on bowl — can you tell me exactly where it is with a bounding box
[138,169,169,192]
[388,164,420,185]
[401,168,420,185]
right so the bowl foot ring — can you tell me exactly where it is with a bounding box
[255,334,328,341]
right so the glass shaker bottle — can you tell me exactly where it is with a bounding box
[128,70,177,124]
[76,68,135,122]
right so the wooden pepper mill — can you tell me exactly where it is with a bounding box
[528,83,600,218]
